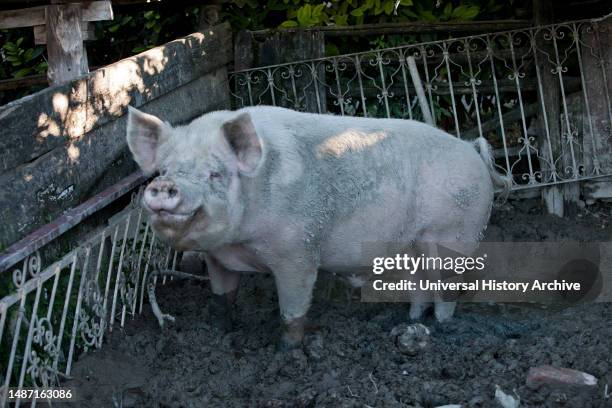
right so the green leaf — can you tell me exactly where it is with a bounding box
[373,0,383,15]
[296,4,312,26]
[451,5,480,21]
[24,48,33,60]
[34,61,48,74]
[279,20,298,28]
[383,0,395,15]
[334,14,348,25]
[108,23,120,32]
[418,10,437,22]
[442,2,453,19]
[350,6,365,16]
[325,42,340,56]
[401,8,419,19]
[31,47,44,60]
[14,67,32,78]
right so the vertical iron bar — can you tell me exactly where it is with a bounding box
[487,35,511,176]
[508,32,536,183]
[376,52,391,118]
[53,254,78,372]
[464,38,483,138]
[355,56,368,117]
[399,50,413,119]
[420,45,436,125]
[109,215,131,331]
[531,30,558,183]
[66,246,91,376]
[443,44,461,137]
[551,27,579,178]
[573,23,600,175]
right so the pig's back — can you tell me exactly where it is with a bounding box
[241,106,491,270]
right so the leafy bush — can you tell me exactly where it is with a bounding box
[223,0,524,30]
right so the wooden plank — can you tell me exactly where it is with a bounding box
[81,0,113,22]
[0,22,232,174]
[533,0,569,217]
[584,178,612,201]
[34,21,95,44]
[0,4,45,28]
[45,3,89,85]
[250,20,533,39]
[0,74,47,91]
[0,67,231,248]
[581,17,612,198]
[0,170,147,273]
[0,1,112,29]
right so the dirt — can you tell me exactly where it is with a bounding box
[64,199,612,408]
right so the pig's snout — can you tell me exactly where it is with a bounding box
[144,178,182,214]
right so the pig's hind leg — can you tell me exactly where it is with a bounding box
[204,253,241,332]
[409,240,479,322]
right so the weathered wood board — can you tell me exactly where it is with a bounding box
[581,17,612,192]
[0,23,232,248]
[45,3,89,85]
[0,1,113,29]
[584,178,612,201]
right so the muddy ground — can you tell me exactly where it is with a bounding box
[64,199,612,407]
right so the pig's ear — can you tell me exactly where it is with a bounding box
[126,106,170,175]
[221,113,262,174]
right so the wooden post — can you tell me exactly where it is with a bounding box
[45,3,88,85]
[233,30,254,72]
[198,4,222,29]
[0,1,113,86]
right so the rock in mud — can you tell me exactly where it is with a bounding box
[391,323,431,356]
[526,365,598,390]
[494,385,519,408]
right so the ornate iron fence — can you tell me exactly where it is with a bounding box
[0,173,179,407]
[229,16,612,190]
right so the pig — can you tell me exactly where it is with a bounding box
[126,105,511,350]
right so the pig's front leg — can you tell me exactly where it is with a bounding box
[271,258,318,351]
[204,253,240,332]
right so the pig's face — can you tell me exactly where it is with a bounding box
[126,107,262,251]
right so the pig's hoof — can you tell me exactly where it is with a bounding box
[209,294,234,332]
[277,338,302,353]
[434,301,456,322]
[409,301,431,320]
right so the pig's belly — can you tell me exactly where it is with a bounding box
[319,200,415,275]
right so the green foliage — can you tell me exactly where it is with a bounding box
[0,33,47,79]
[224,0,521,31]
[88,6,200,66]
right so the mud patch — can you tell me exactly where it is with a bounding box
[64,200,612,407]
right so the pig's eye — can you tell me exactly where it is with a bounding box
[209,171,222,179]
